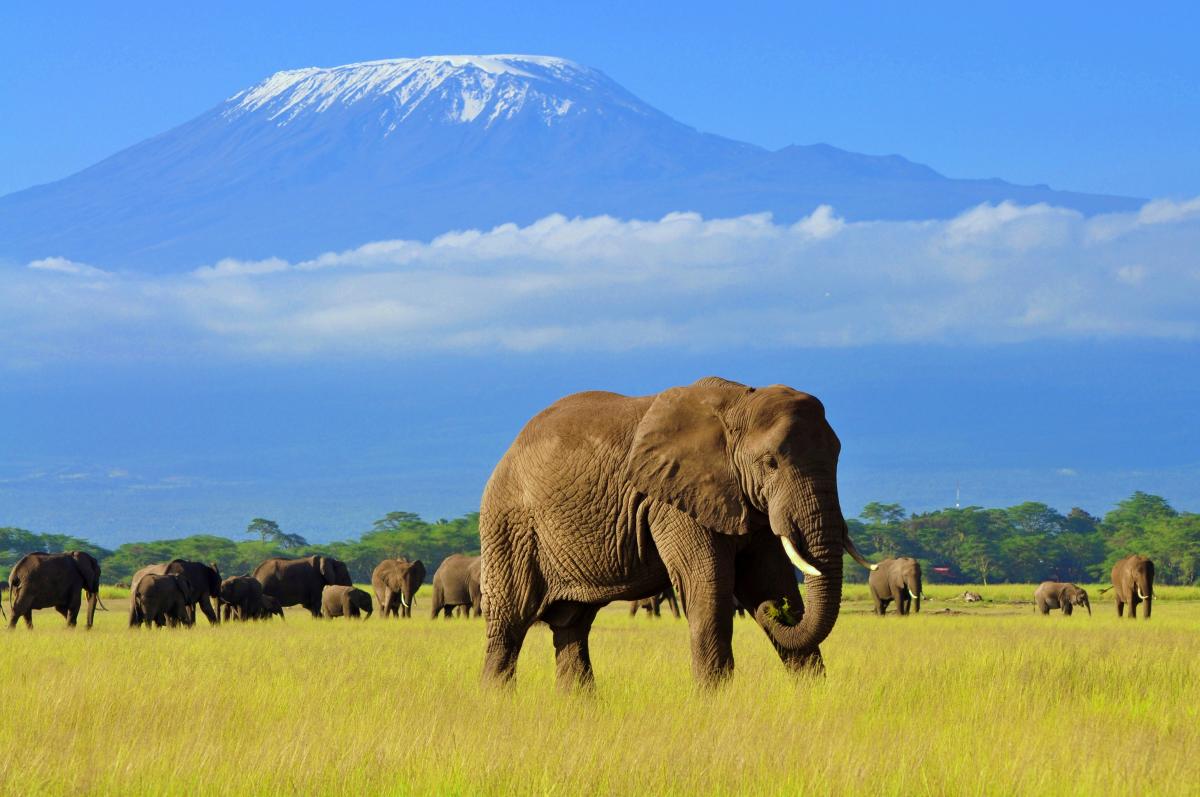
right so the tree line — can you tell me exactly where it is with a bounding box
[2,492,1196,586]
[845,492,1199,585]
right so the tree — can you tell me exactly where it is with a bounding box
[857,502,908,558]
[247,518,282,543]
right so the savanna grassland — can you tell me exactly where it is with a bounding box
[1,585,1198,796]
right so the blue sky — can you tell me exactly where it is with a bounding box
[2,2,1198,198]
[2,3,1198,543]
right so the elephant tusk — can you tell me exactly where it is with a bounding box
[908,588,918,600]
[399,592,409,608]
[843,532,878,571]
[1137,587,1149,600]
[781,537,822,578]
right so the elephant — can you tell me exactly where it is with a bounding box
[867,557,923,616]
[7,551,101,629]
[1034,581,1091,616]
[478,377,871,689]
[961,591,983,603]
[130,559,222,625]
[130,573,193,628]
[218,575,270,621]
[253,555,352,617]
[256,594,285,620]
[372,558,426,618]
[629,585,681,618]
[431,554,482,618]
[1111,555,1155,619]
[321,585,373,619]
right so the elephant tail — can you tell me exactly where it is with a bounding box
[1098,586,1113,595]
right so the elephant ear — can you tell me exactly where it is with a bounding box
[70,551,100,593]
[623,379,753,535]
[317,556,337,584]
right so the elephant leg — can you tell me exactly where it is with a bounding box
[1144,598,1152,620]
[872,593,884,615]
[1116,600,1124,617]
[482,612,532,686]
[545,602,600,691]
[654,513,736,685]
[197,596,218,625]
[1129,600,1139,620]
[66,592,82,627]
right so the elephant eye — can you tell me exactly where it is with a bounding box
[762,455,778,470]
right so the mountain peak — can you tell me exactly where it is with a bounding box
[223,54,648,128]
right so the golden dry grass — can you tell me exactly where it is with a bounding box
[1,586,1198,796]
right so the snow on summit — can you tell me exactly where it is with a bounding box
[224,54,651,129]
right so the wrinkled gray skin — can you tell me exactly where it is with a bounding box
[431,554,482,618]
[130,573,193,628]
[479,377,864,689]
[372,558,426,618]
[321,585,373,619]
[7,551,101,630]
[218,576,267,621]
[253,556,352,617]
[131,559,222,625]
[1111,555,1155,619]
[1034,581,1091,616]
[629,585,681,618]
[868,557,923,616]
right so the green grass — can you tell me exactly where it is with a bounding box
[1,585,1198,795]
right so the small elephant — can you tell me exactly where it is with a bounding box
[372,558,426,618]
[130,573,193,628]
[7,551,102,629]
[254,594,285,620]
[1111,555,1154,619]
[629,585,681,618]
[1034,581,1091,616]
[431,554,481,618]
[322,585,373,619]
[868,557,923,615]
[253,555,353,617]
[217,575,266,621]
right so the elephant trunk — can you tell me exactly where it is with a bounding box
[1084,596,1092,616]
[85,590,98,629]
[760,482,845,655]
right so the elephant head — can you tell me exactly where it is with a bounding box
[897,557,923,613]
[1062,584,1091,616]
[625,378,864,655]
[315,556,352,587]
[69,551,101,629]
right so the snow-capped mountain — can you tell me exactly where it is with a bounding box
[0,55,1137,272]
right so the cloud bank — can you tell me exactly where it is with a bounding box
[3,198,1199,362]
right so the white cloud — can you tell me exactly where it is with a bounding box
[27,256,110,277]
[3,198,1200,362]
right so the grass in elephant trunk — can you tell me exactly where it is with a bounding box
[1,586,1198,795]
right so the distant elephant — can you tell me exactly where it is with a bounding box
[131,559,222,625]
[867,557,923,615]
[962,591,983,603]
[253,555,352,617]
[7,551,101,630]
[479,377,872,689]
[130,573,192,628]
[1034,581,1091,616]
[431,554,482,618]
[218,576,266,621]
[372,558,426,618]
[322,585,373,619]
[1111,555,1154,619]
[629,585,681,618]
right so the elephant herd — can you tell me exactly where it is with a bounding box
[3,551,484,629]
[0,379,1168,697]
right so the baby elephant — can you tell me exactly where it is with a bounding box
[130,573,193,628]
[1034,581,1091,616]
[322,585,373,619]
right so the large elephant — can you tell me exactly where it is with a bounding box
[7,551,101,630]
[867,557,923,615]
[372,558,426,618]
[253,555,352,617]
[478,377,870,688]
[431,554,482,618]
[1111,555,1154,619]
[130,573,192,627]
[131,559,222,625]
[1034,581,1091,616]
[322,585,373,619]
[629,585,681,618]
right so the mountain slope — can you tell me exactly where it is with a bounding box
[0,54,1139,272]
